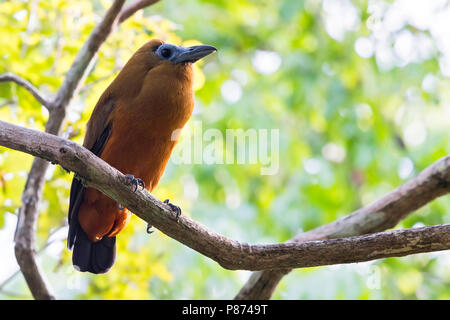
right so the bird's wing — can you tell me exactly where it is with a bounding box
[67,96,115,249]
[82,95,116,150]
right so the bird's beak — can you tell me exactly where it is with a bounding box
[173,45,217,64]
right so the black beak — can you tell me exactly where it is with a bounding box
[173,45,217,64]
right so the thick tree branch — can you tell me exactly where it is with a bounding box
[0,73,52,109]
[235,152,450,299]
[6,0,160,300]
[0,120,449,271]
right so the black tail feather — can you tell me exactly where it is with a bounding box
[68,171,116,274]
[72,227,116,274]
[68,123,115,274]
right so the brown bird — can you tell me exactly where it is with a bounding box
[68,39,216,273]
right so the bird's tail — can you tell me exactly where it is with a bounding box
[71,226,116,274]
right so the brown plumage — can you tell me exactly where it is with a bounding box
[67,39,216,273]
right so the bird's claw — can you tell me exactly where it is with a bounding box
[124,174,145,192]
[146,224,154,234]
[117,202,125,210]
[164,199,182,221]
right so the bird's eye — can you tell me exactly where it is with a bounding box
[161,48,172,58]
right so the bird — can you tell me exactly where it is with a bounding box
[67,39,217,274]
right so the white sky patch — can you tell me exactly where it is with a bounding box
[226,191,241,209]
[412,222,426,228]
[221,80,242,104]
[405,0,447,30]
[322,0,360,41]
[356,103,373,119]
[394,31,435,67]
[304,158,321,175]
[394,105,406,125]
[364,0,450,73]
[236,270,253,283]
[379,3,403,33]
[13,9,27,22]
[429,6,450,48]
[354,37,374,58]
[181,174,199,202]
[67,110,81,123]
[403,121,427,147]
[439,55,450,77]
[422,73,438,93]
[415,34,435,61]
[45,164,56,180]
[375,42,396,71]
[41,106,49,118]
[0,213,19,283]
[394,30,416,66]
[3,172,14,181]
[398,157,414,179]
[67,99,86,123]
[252,50,282,75]
[45,239,65,259]
[322,143,346,163]
[47,226,69,244]
[231,69,248,85]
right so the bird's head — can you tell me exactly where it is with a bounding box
[154,41,217,64]
[110,39,216,100]
[130,39,217,71]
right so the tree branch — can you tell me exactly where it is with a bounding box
[235,152,450,299]
[0,73,52,109]
[50,0,126,112]
[8,0,160,300]
[0,120,449,271]
[12,0,127,300]
[118,0,161,23]
[2,0,448,299]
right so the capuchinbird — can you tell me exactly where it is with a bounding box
[68,39,217,273]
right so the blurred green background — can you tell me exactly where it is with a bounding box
[0,0,449,299]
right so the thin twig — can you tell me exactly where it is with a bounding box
[118,0,161,23]
[0,99,16,109]
[0,73,52,109]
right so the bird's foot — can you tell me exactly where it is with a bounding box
[164,199,182,221]
[124,174,145,192]
[146,224,154,234]
[117,202,125,210]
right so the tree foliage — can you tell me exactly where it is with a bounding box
[0,0,449,299]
